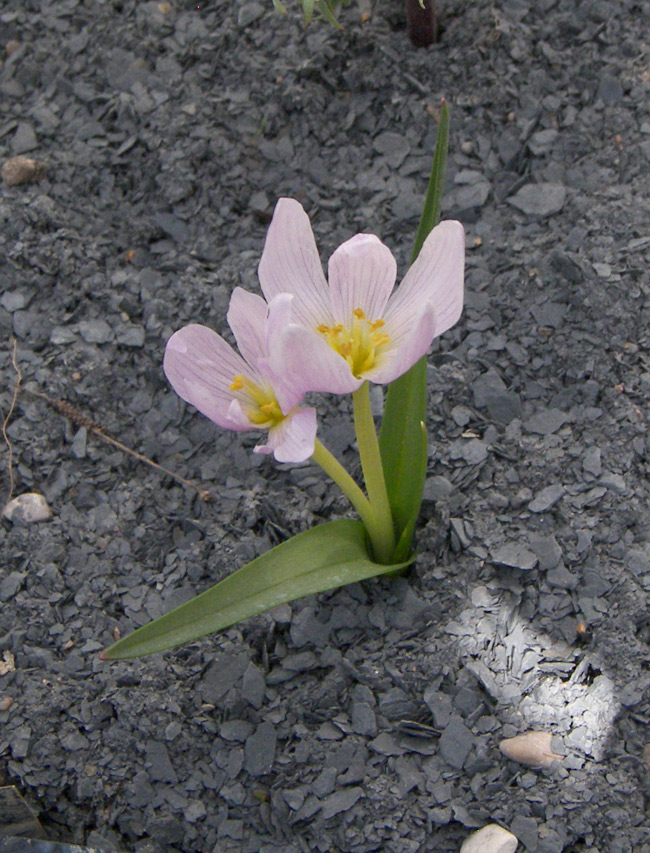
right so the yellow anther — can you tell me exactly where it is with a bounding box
[315,306,391,378]
[229,373,284,428]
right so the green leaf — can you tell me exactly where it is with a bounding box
[273,0,288,13]
[379,100,450,561]
[101,520,412,660]
[314,0,343,27]
[302,0,315,24]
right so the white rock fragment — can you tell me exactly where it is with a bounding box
[2,155,47,186]
[460,823,518,853]
[499,731,562,768]
[3,493,52,523]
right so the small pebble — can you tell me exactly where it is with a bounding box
[460,823,518,853]
[499,731,562,768]
[2,156,47,187]
[0,696,13,711]
[3,493,52,523]
[5,40,21,56]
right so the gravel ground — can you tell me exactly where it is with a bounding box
[1,0,650,851]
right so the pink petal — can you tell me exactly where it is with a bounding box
[366,304,437,385]
[383,219,465,341]
[254,406,318,463]
[163,324,253,432]
[226,288,269,366]
[257,198,333,329]
[269,323,364,396]
[328,234,397,325]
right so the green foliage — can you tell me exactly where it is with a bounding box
[102,520,413,660]
[379,101,450,561]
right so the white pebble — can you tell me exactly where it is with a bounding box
[460,824,518,853]
[3,493,52,523]
[499,731,562,768]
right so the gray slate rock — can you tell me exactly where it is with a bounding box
[508,183,566,216]
[439,715,474,769]
[528,485,565,513]
[491,542,538,571]
[524,408,568,435]
[244,721,276,776]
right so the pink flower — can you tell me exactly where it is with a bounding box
[163,288,317,463]
[258,198,465,395]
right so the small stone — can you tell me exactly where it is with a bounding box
[2,156,47,186]
[0,696,13,711]
[3,493,52,523]
[499,731,562,768]
[78,319,114,344]
[439,715,473,769]
[524,408,568,435]
[320,787,363,820]
[596,74,624,105]
[528,128,558,155]
[460,824,518,853]
[450,438,488,465]
[5,40,22,56]
[528,484,565,513]
[507,183,566,217]
[11,123,38,154]
[528,533,562,570]
[244,721,276,776]
[491,542,538,571]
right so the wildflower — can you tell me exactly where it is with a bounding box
[258,198,465,395]
[163,288,317,463]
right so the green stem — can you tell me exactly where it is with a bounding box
[311,439,376,536]
[352,382,396,562]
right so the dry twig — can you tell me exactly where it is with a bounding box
[22,387,213,502]
[1,339,22,505]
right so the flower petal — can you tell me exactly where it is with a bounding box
[163,324,253,432]
[255,406,318,463]
[328,233,397,325]
[269,323,363,396]
[383,219,465,341]
[257,198,333,329]
[226,288,269,366]
[366,304,436,385]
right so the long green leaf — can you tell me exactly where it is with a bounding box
[102,520,412,660]
[379,100,450,561]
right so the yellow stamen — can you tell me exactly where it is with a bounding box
[229,373,284,428]
[317,307,391,378]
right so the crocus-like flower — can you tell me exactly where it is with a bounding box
[163,288,317,463]
[258,198,465,395]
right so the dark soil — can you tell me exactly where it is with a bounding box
[2,0,650,851]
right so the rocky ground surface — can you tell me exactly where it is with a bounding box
[1,0,650,851]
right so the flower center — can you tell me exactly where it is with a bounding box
[317,308,391,378]
[229,374,284,427]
